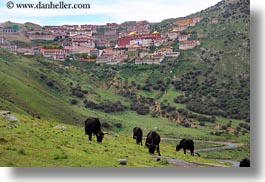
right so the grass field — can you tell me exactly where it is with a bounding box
[0,51,88,124]
[0,113,228,167]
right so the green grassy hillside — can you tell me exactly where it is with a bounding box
[0,113,232,167]
[0,50,249,139]
[0,49,88,124]
[147,0,250,122]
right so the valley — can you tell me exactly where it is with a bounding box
[0,0,250,167]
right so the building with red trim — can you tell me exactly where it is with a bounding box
[71,35,95,48]
[179,40,200,50]
[118,33,162,48]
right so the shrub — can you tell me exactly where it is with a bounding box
[101,122,111,128]
[131,104,149,115]
[180,122,191,128]
[18,148,26,155]
[53,152,68,160]
[47,81,54,87]
[90,54,97,59]
[221,125,228,130]
[114,123,122,128]
[151,112,159,118]
[70,99,78,105]
[72,90,84,98]
[40,74,47,80]
[85,100,126,113]
[82,90,88,94]
[156,80,163,84]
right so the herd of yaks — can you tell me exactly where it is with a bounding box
[84,117,250,167]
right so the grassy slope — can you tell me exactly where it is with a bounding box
[0,113,224,167]
[0,50,224,140]
[191,0,249,80]
[0,50,87,124]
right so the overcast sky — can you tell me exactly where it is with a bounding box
[0,0,221,25]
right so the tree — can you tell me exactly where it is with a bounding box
[90,54,97,59]
[80,53,88,59]
[46,81,54,87]
[70,99,78,105]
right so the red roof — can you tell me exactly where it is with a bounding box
[118,37,131,47]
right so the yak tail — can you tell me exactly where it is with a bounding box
[195,152,200,157]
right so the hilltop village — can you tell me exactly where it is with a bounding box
[0,16,208,65]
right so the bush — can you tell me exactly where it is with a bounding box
[156,80,163,84]
[47,81,54,87]
[177,108,188,117]
[71,87,85,98]
[40,74,47,80]
[142,86,151,92]
[131,104,149,115]
[151,112,159,118]
[53,152,68,160]
[80,53,88,59]
[70,99,78,105]
[82,90,88,94]
[90,54,97,59]
[72,90,84,98]
[85,100,126,113]
[180,122,191,128]
[221,125,228,130]
[18,148,26,155]
[101,122,111,128]
[236,126,241,131]
[114,123,122,128]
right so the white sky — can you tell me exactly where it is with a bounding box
[0,0,221,25]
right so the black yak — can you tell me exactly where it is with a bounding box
[84,118,104,143]
[133,127,143,145]
[176,139,200,156]
[239,158,250,167]
[145,131,161,156]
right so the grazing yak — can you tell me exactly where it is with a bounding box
[176,139,200,156]
[145,131,161,156]
[84,118,104,143]
[239,158,250,167]
[133,127,143,145]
